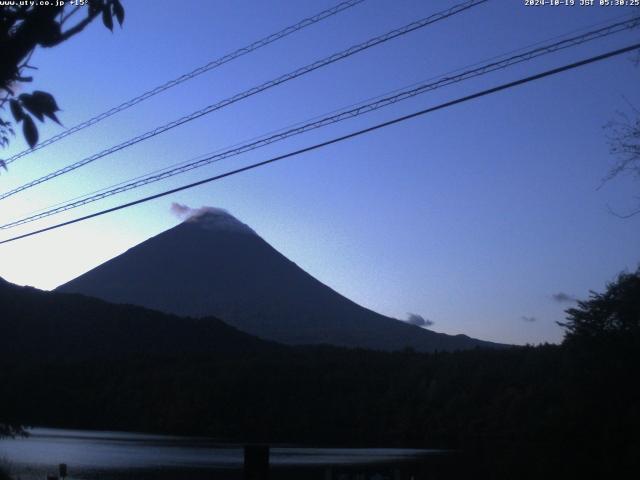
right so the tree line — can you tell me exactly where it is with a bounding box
[1,268,638,479]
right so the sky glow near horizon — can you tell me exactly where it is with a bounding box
[0,0,639,345]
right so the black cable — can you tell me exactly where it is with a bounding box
[0,0,487,201]
[2,15,637,230]
[3,0,366,165]
[2,42,637,246]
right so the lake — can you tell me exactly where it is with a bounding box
[0,428,448,480]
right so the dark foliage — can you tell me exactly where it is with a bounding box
[0,1,124,153]
[559,267,640,342]
[0,276,281,361]
[1,272,639,478]
[2,343,638,479]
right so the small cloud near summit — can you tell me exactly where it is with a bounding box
[170,203,256,235]
[170,202,193,219]
[171,202,229,221]
[405,313,434,328]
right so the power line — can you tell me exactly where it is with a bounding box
[16,10,637,225]
[2,41,638,246]
[2,0,366,166]
[21,6,631,222]
[0,0,488,202]
[3,15,638,230]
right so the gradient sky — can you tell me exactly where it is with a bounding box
[1,0,639,345]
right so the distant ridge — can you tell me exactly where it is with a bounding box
[58,208,505,352]
[0,278,278,361]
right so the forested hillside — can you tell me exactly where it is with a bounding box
[2,270,639,479]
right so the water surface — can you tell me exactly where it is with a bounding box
[0,428,441,479]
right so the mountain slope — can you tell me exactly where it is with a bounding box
[58,209,503,352]
[0,276,278,361]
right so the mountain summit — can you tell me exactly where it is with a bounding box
[182,206,258,236]
[58,207,502,351]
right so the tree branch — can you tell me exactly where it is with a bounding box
[60,5,81,26]
[57,10,101,44]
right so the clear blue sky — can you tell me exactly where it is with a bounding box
[1,0,639,345]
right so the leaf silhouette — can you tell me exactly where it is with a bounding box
[19,94,45,122]
[43,110,62,126]
[31,91,60,112]
[22,115,38,148]
[9,100,24,122]
[20,91,62,124]
[102,7,114,31]
[113,0,125,26]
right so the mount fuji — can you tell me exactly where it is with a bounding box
[58,207,502,352]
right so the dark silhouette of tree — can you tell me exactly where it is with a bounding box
[0,2,124,442]
[603,51,640,217]
[3,271,640,478]
[558,267,640,342]
[0,0,124,160]
[604,109,640,217]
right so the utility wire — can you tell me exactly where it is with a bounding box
[2,0,366,166]
[2,15,638,230]
[2,42,638,246]
[28,9,634,217]
[24,3,630,220]
[14,7,637,223]
[0,0,488,202]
